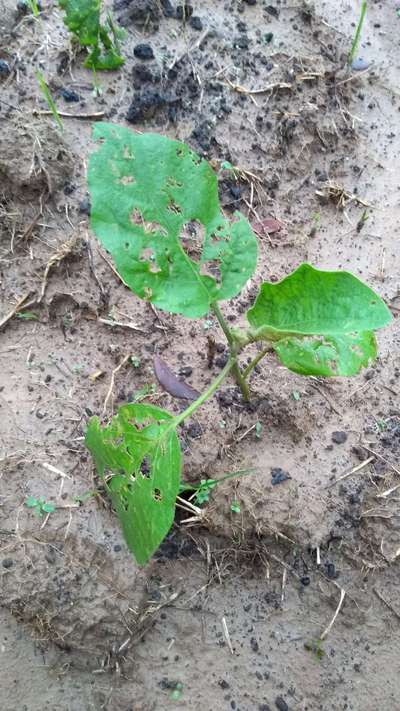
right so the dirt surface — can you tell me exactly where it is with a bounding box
[1,0,400,709]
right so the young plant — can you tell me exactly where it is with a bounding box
[85,123,392,564]
[25,496,56,517]
[58,0,125,70]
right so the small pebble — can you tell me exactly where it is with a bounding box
[271,467,291,485]
[300,575,310,586]
[59,87,80,102]
[189,15,203,30]
[79,197,91,215]
[0,59,11,77]
[2,558,14,569]
[351,57,370,71]
[275,698,289,711]
[134,43,154,61]
[331,431,348,444]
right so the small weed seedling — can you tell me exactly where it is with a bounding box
[348,0,367,67]
[59,0,125,70]
[25,496,56,517]
[36,71,64,132]
[85,123,392,565]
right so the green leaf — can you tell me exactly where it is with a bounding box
[25,496,38,508]
[42,502,56,514]
[273,331,377,377]
[85,402,181,564]
[247,264,392,375]
[230,500,241,513]
[88,124,258,317]
[59,0,101,45]
[247,264,392,340]
[59,0,125,70]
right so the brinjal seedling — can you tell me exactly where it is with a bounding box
[59,0,125,70]
[85,123,392,565]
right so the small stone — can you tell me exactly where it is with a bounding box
[266,5,279,17]
[331,431,348,444]
[59,87,80,102]
[161,0,174,17]
[229,185,241,200]
[179,366,193,377]
[134,43,155,60]
[300,575,310,586]
[219,680,230,689]
[351,57,370,71]
[271,468,291,486]
[189,15,203,30]
[250,637,259,652]
[79,197,91,215]
[275,698,289,711]
[0,59,11,77]
[325,562,338,579]
[2,558,14,569]
[113,544,122,552]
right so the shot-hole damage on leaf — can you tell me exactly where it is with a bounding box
[180,221,205,261]
[88,123,258,317]
[119,175,135,185]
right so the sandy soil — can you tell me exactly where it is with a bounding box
[1,0,399,709]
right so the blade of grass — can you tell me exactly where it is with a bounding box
[36,71,64,132]
[348,0,367,66]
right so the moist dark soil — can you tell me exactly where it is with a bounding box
[1,1,400,709]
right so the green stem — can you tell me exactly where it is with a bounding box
[242,344,272,380]
[211,302,234,345]
[172,357,235,429]
[348,0,367,66]
[210,302,250,400]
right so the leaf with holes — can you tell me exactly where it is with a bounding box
[247,263,392,376]
[88,123,258,317]
[85,403,181,564]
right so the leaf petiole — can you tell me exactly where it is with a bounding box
[172,357,235,429]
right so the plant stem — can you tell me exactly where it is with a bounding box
[210,302,250,399]
[348,0,367,66]
[211,302,234,345]
[242,344,272,379]
[172,357,235,429]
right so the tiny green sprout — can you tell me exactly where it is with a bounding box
[36,71,64,132]
[220,160,234,171]
[304,638,325,661]
[348,0,367,67]
[25,496,56,517]
[292,390,301,401]
[74,489,97,503]
[375,418,387,432]
[170,682,183,701]
[16,310,39,321]
[84,126,392,565]
[311,210,321,225]
[230,500,241,514]
[130,356,141,368]
[25,0,40,17]
[255,421,262,439]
